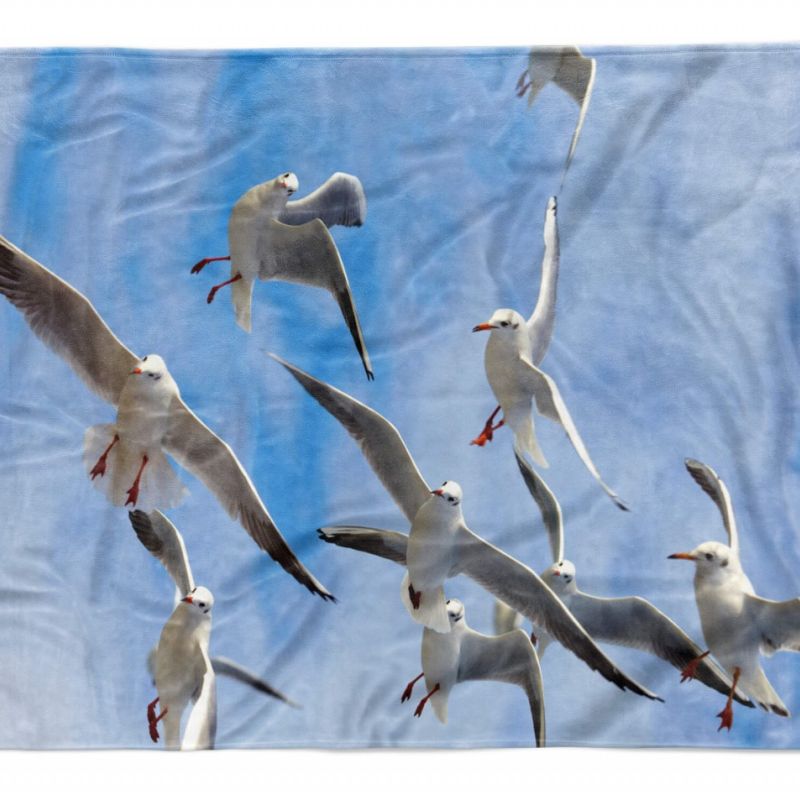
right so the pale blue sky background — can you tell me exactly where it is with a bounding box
[0,45,799,748]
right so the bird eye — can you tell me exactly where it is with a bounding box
[143,356,148,362]
[500,321,509,327]
[284,173,290,178]
[705,553,713,561]
[198,602,206,608]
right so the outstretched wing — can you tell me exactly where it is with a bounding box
[128,510,196,598]
[259,219,372,379]
[279,172,366,228]
[514,449,564,563]
[520,357,628,510]
[318,526,408,565]
[271,355,431,521]
[526,196,560,362]
[453,526,658,700]
[211,656,300,708]
[684,459,739,553]
[569,592,753,706]
[747,594,800,655]
[458,628,546,747]
[0,235,139,405]
[553,48,596,173]
[164,398,334,600]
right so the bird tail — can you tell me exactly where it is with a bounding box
[400,573,450,634]
[507,406,548,467]
[741,666,790,717]
[430,687,449,724]
[232,276,253,333]
[493,600,522,635]
[83,425,188,510]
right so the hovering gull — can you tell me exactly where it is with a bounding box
[401,599,545,747]
[191,171,373,380]
[497,452,752,708]
[669,458,800,730]
[129,509,218,749]
[270,352,659,699]
[471,196,626,510]
[516,46,596,181]
[0,236,333,599]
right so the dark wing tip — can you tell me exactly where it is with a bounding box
[614,497,630,512]
[365,368,375,381]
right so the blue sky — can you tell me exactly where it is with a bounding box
[0,45,799,748]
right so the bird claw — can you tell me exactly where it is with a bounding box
[191,259,208,274]
[679,651,709,684]
[413,698,427,718]
[206,287,218,304]
[470,427,493,447]
[408,584,421,611]
[401,684,414,703]
[89,457,107,481]
[717,704,734,732]
[147,697,166,743]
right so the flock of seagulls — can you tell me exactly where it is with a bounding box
[1,45,798,748]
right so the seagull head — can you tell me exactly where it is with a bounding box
[181,586,215,615]
[431,480,463,508]
[668,541,739,577]
[445,598,466,628]
[543,559,577,593]
[275,171,299,196]
[472,308,525,335]
[129,354,168,382]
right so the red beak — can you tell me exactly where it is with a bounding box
[431,488,444,496]
[552,570,561,576]
[668,553,697,561]
[472,322,495,332]
[181,595,193,604]
[130,368,142,375]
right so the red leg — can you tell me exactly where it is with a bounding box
[680,650,710,683]
[717,667,741,732]
[471,405,504,447]
[89,434,119,480]
[413,683,440,718]
[401,673,424,703]
[147,696,168,743]
[207,272,242,304]
[125,454,149,508]
[408,582,421,610]
[191,255,230,274]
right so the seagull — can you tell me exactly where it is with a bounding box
[500,451,752,709]
[515,46,596,182]
[471,196,626,511]
[0,236,333,600]
[669,458,800,730]
[270,352,659,700]
[129,509,218,749]
[191,171,374,380]
[401,599,545,747]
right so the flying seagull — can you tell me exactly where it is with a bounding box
[669,458,800,730]
[471,196,626,510]
[516,46,596,182]
[499,451,752,710]
[0,236,333,599]
[402,598,545,747]
[269,352,659,700]
[191,171,374,380]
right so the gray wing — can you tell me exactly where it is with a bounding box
[279,172,366,228]
[128,510,195,598]
[514,449,564,563]
[746,594,800,654]
[163,397,334,600]
[181,648,217,751]
[318,526,408,565]
[569,592,753,706]
[259,218,372,380]
[685,459,739,554]
[553,48,596,173]
[0,235,139,406]
[520,357,628,511]
[211,656,300,708]
[458,627,545,747]
[271,355,431,522]
[453,526,658,699]
[526,196,560,361]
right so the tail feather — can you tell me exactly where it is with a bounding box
[232,276,253,332]
[400,573,450,633]
[740,667,789,717]
[507,406,548,467]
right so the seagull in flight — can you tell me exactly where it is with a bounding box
[669,458,800,730]
[0,236,333,600]
[191,171,374,380]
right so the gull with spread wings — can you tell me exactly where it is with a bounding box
[270,353,659,701]
[669,459,800,730]
[0,236,333,599]
[191,171,373,380]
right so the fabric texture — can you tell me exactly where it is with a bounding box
[0,45,799,749]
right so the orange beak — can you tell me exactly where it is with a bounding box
[472,322,495,333]
[130,367,142,375]
[668,552,697,561]
[431,488,444,496]
[181,595,193,604]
